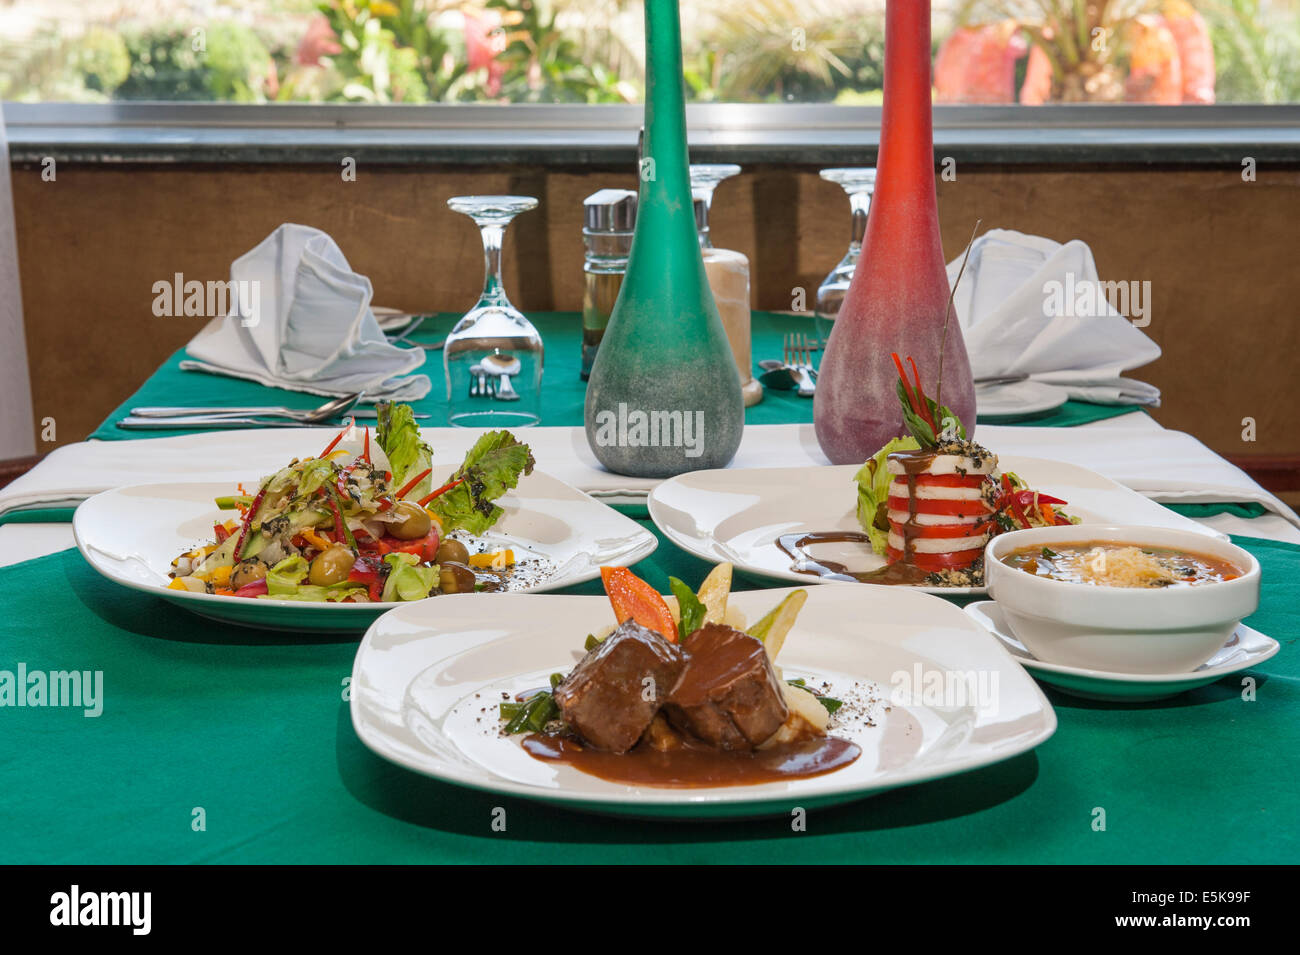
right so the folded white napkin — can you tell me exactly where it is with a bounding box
[948,229,1161,406]
[182,224,430,402]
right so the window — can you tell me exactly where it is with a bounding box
[1,0,1298,106]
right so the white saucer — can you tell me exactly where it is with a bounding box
[965,601,1280,702]
[976,380,1068,420]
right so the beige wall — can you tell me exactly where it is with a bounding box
[10,161,1300,465]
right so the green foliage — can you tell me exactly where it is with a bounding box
[1204,0,1300,102]
[204,22,275,101]
[315,0,453,103]
[684,0,885,103]
[116,27,211,101]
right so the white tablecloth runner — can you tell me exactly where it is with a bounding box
[3,414,1297,567]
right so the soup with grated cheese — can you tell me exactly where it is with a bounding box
[1000,543,1243,588]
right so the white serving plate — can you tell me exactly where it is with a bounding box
[350,585,1057,818]
[965,601,1280,702]
[73,469,656,632]
[646,455,1225,596]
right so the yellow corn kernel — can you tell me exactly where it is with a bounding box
[469,549,514,569]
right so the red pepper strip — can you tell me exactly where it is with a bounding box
[362,427,371,464]
[891,353,919,416]
[213,523,229,544]
[1002,475,1030,528]
[601,567,678,642]
[319,426,348,459]
[1016,490,1067,508]
[325,487,357,551]
[394,468,433,500]
[232,485,268,560]
[907,356,939,435]
[417,478,464,508]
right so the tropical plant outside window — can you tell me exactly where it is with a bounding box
[0,0,1297,106]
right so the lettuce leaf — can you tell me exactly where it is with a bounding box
[428,431,535,536]
[263,555,364,602]
[376,402,433,500]
[265,556,310,596]
[381,552,439,602]
[853,436,921,555]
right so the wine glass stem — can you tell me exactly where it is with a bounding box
[695,185,715,249]
[849,191,871,254]
[478,222,507,306]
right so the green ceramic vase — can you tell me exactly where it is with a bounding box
[583,0,744,478]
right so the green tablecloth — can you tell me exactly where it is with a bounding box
[89,311,1138,440]
[6,310,1288,864]
[0,531,1294,864]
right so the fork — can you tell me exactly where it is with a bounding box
[784,333,817,397]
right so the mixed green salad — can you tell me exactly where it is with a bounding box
[168,403,534,602]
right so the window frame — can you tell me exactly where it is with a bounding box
[4,102,1299,165]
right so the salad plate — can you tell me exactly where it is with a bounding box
[73,471,657,633]
[964,601,1279,702]
[349,584,1057,818]
[646,455,1224,596]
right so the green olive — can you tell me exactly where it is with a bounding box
[231,559,267,590]
[310,543,355,586]
[388,500,432,540]
[438,561,477,595]
[435,538,469,565]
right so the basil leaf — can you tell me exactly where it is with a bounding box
[668,576,706,642]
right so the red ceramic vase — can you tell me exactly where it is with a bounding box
[813,0,975,465]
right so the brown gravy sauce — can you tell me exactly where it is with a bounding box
[522,733,861,788]
[776,532,931,586]
[776,448,937,587]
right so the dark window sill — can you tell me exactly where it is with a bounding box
[4,103,1299,167]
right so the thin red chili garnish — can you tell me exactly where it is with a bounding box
[906,356,939,434]
[232,484,269,560]
[1002,474,1030,528]
[891,353,918,415]
[394,468,432,500]
[319,426,348,458]
[417,478,464,507]
[362,427,370,464]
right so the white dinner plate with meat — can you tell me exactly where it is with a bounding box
[645,456,1225,596]
[349,585,1057,818]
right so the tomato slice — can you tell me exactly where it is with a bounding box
[600,567,677,641]
[887,495,992,517]
[887,547,984,571]
[381,529,440,562]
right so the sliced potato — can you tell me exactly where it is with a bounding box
[748,589,807,661]
[696,563,732,625]
[758,683,829,748]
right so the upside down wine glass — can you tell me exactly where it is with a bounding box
[444,195,544,428]
[814,167,876,348]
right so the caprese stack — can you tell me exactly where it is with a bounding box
[884,448,999,574]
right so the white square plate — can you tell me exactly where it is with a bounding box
[350,585,1057,818]
[73,468,657,632]
[646,456,1225,596]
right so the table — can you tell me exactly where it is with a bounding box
[1,313,1296,863]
